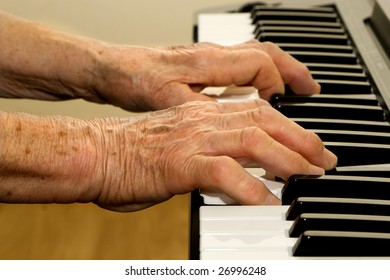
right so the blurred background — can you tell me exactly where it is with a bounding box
[0,0,244,259]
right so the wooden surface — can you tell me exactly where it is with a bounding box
[0,194,189,260]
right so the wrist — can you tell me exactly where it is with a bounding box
[0,112,102,204]
[90,44,165,111]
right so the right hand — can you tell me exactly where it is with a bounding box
[87,100,337,212]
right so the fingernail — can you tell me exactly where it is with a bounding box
[314,81,321,94]
[325,149,338,169]
[262,192,282,205]
[309,165,325,176]
[267,194,282,205]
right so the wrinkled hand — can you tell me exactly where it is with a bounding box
[90,100,336,212]
[95,40,320,111]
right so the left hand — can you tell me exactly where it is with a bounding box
[93,40,320,111]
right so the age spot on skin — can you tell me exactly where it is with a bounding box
[15,121,22,132]
[57,151,68,156]
[58,131,67,137]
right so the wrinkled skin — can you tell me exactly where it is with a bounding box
[0,10,336,212]
[90,100,336,212]
[94,40,321,111]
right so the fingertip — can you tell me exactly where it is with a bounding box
[324,149,338,170]
[311,80,321,95]
[264,193,282,205]
[258,81,285,100]
[309,164,325,176]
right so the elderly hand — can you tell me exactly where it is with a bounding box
[93,40,320,111]
[89,100,336,212]
[0,11,319,111]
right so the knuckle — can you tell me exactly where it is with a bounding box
[254,98,271,108]
[208,156,236,185]
[175,100,219,117]
[240,126,269,148]
[301,129,325,155]
[261,41,278,51]
[295,62,311,78]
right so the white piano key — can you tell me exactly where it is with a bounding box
[200,219,293,234]
[200,205,289,220]
[200,249,293,260]
[200,234,296,250]
[198,13,253,45]
[200,249,389,260]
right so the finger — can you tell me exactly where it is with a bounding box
[231,40,321,95]
[181,47,285,99]
[210,99,272,114]
[151,83,215,109]
[261,42,321,95]
[212,106,337,170]
[188,155,281,205]
[205,127,326,180]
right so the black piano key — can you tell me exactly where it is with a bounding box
[293,230,390,256]
[282,175,390,205]
[251,6,336,15]
[271,94,378,106]
[289,213,390,237]
[315,131,390,144]
[258,33,349,45]
[325,143,390,166]
[271,26,345,35]
[318,80,372,94]
[294,119,390,133]
[275,104,384,121]
[257,20,342,29]
[284,80,372,95]
[286,197,390,221]
[255,26,346,37]
[252,11,339,24]
[289,52,357,64]
[311,71,368,82]
[306,63,364,73]
[278,43,354,53]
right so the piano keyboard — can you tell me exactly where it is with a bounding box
[191,0,390,259]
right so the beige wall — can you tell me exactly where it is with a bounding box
[0,0,243,45]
